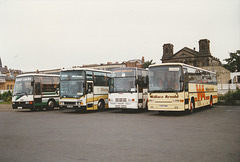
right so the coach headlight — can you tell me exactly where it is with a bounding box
[77,100,83,105]
[77,102,83,105]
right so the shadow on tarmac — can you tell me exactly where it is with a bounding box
[149,105,214,117]
[13,105,215,117]
[109,109,147,114]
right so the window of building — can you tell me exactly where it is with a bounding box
[193,61,197,66]
[165,48,169,54]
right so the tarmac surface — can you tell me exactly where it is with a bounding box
[0,104,240,162]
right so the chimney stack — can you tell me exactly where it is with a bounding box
[199,39,211,55]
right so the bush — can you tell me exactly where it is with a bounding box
[232,87,240,100]
[225,91,236,105]
[0,91,12,102]
[218,88,240,105]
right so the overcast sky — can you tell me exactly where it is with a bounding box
[0,0,239,72]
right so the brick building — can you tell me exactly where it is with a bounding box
[0,58,22,93]
[162,39,221,67]
[161,39,230,84]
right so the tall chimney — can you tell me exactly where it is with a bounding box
[162,43,174,63]
[199,39,211,55]
[142,56,145,63]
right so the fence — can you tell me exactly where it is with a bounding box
[218,84,240,95]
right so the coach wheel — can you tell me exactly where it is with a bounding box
[31,107,37,111]
[47,100,55,111]
[210,96,213,107]
[189,99,195,114]
[145,102,148,111]
[97,100,105,112]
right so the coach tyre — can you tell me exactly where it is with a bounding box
[189,98,195,114]
[47,100,55,110]
[210,96,213,107]
[145,102,148,111]
[97,100,105,112]
[31,107,37,111]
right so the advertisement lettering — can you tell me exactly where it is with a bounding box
[196,85,205,101]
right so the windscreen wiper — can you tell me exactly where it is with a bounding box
[15,91,28,97]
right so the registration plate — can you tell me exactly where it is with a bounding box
[17,107,23,109]
[160,105,167,107]
[117,103,125,105]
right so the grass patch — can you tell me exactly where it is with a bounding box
[0,102,12,104]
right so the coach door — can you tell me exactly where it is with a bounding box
[34,78,42,109]
[183,68,189,110]
[86,81,94,110]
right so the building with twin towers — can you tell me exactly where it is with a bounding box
[161,39,230,85]
[161,39,221,67]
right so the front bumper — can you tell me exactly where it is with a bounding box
[12,102,34,109]
[60,105,87,111]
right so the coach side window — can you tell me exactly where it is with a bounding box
[86,71,93,81]
[94,72,107,86]
[42,77,56,92]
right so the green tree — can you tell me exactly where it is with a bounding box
[0,91,12,102]
[143,59,156,69]
[223,50,240,72]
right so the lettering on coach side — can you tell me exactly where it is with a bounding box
[150,95,164,98]
[165,94,179,98]
[196,85,205,101]
[206,87,214,91]
[150,95,179,99]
